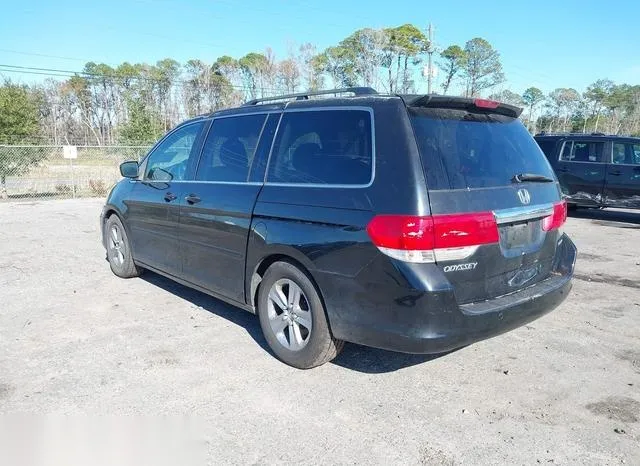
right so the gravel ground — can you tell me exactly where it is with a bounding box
[0,199,639,465]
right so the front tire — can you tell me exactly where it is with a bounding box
[257,261,344,369]
[105,214,142,279]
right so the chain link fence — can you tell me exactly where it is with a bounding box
[0,145,151,200]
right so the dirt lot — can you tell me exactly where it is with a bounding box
[1,199,639,465]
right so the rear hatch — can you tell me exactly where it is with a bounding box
[408,96,566,303]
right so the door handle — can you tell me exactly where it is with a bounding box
[185,194,201,204]
[163,192,177,202]
[556,167,569,173]
[608,170,622,176]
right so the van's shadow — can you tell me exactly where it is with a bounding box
[569,207,640,228]
[140,271,450,374]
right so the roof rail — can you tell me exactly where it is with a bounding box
[243,87,378,106]
[535,131,615,137]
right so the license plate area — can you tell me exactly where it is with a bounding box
[498,219,544,257]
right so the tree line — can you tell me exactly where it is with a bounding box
[488,81,640,136]
[1,23,639,146]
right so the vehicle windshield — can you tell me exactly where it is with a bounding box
[410,107,556,190]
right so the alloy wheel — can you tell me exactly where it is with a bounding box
[266,278,313,351]
[108,224,125,266]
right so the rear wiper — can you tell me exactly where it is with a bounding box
[512,173,554,183]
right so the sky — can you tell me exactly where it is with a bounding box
[1,0,639,95]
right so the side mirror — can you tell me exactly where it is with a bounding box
[120,161,139,179]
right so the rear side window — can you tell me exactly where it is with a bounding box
[612,142,640,165]
[196,114,267,182]
[560,141,605,163]
[410,107,555,190]
[266,109,373,185]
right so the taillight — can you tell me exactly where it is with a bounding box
[432,213,499,247]
[542,200,567,232]
[474,98,500,109]
[366,212,499,263]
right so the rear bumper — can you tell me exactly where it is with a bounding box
[318,234,576,354]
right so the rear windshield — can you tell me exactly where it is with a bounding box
[409,107,556,190]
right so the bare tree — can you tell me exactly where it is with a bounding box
[277,58,301,94]
[298,43,324,91]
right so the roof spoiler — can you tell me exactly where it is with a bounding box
[402,95,522,118]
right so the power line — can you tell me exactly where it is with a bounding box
[0,48,93,63]
[0,63,286,93]
[0,63,196,84]
[0,68,77,79]
[0,58,594,98]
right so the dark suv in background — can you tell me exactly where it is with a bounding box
[535,133,640,209]
[101,88,576,369]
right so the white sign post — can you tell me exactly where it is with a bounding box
[63,146,78,198]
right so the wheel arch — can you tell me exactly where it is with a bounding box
[250,253,310,306]
[249,253,330,329]
[101,205,132,249]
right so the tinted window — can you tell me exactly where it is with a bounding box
[196,114,267,182]
[536,139,557,158]
[559,141,604,163]
[145,122,204,181]
[410,108,555,190]
[249,113,281,182]
[612,142,640,165]
[266,110,373,185]
[560,141,572,160]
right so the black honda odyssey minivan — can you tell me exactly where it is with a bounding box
[101,88,576,369]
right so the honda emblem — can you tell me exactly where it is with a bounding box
[517,188,531,205]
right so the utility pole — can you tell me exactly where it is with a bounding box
[427,23,434,94]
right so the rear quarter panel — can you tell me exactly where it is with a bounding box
[244,98,430,312]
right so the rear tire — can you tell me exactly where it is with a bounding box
[257,261,344,369]
[105,214,142,279]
